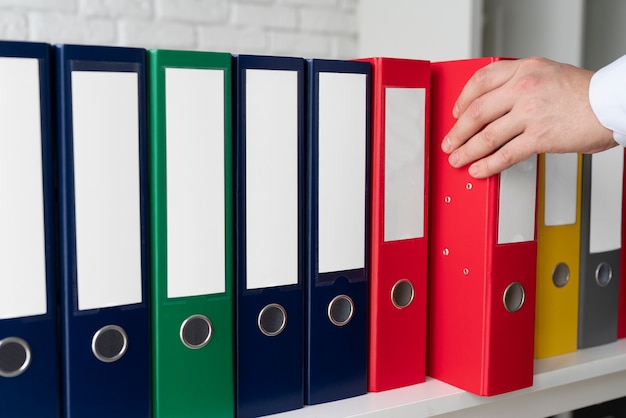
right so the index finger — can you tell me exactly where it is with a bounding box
[453,59,520,118]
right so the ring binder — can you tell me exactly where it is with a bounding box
[0,40,60,418]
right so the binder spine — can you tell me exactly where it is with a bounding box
[234,54,305,418]
[148,49,235,418]
[56,44,151,418]
[578,152,622,348]
[0,40,61,418]
[304,59,371,404]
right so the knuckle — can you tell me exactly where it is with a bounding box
[478,127,497,149]
[497,146,514,165]
[524,56,548,67]
[467,98,484,120]
[518,56,549,73]
[513,74,541,92]
[472,67,490,87]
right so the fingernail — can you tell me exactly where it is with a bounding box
[452,104,459,118]
[449,152,458,167]
[469,164,479,177]
[441,136,452,153]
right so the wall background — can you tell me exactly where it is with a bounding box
[0,0,358,59]
[1,1,623,72]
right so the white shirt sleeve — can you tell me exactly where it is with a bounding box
[589,54,626,146]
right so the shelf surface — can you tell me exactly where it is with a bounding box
[273,339,626,417]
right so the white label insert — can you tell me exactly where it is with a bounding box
[72,70,143,310]
[384,87,425,242]
[318,72,367,273]
[166,68,226,298]
[245,69,299,289]
[498,155,537,244]
[544,153,578,226]
[590,147,623,253]
[0,57,47,319]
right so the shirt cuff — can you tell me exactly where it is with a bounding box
[589,54,626,146]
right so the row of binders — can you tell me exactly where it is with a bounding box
[1,40,625,418]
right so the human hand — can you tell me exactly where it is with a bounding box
[441,57,617,178]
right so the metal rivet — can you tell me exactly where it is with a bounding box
[466,183,473,190]
[444,196,451,203]
[503,282,526,313]
[391,280,415,309]
[328,295,354,327]
[552,262,570,288]
[443,248,449,256]
[463,268,470,276]
[258,304,287,337]
[595,262,613,287]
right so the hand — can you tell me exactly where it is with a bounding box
[441,57,617,178]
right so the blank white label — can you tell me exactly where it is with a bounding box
[72,71,143,310]
[245,69,298,290]
[0,58,47,319]
[318,72,367,273]
[384,87,425,242]
[590,147,623,253]
[497,155,537,244]
[544,153,578,226]
[166,68,226,298]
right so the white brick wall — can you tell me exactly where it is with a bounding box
[81,0,153,19]
[0,0,76,12]
[198,25,267,54]
[0,0,359,59]
[119,18,195,49]
[0,12,27,39]
[155,0,230,24]
[232,3,297,29]
[30,12,117,44]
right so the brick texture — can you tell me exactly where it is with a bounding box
[79,0,153,19]
[155,0,230,24]
[0,0,358,58]
[29,13,116,44]
[0,12,27,39]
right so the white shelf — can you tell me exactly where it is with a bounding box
[273,339,626,417]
